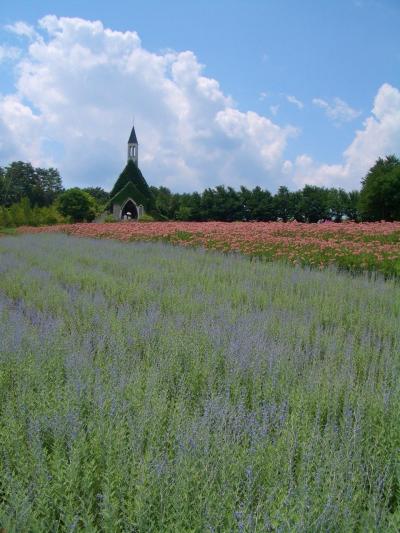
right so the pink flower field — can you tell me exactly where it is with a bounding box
[19,220,400,276]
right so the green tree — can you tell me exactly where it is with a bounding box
[200,188,216,220]
[185,192,202,220]
[346,190,360,221]
[199,186,243,221]
[215,186,242,221]
[326,188,348,221]
[299,185,329,222]
[0,162,33,206]
[150,186,178,219]
[58,188,96,222]
[273,186,301,221]
[31,167,63,206]
[241,186,274,221]
[82,187,110,205]
[0,162,63,207]
[359,155,400,221]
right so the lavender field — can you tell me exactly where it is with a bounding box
[0,234,399,531]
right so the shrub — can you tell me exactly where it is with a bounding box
[104,214,119,223]
[9,202,27,226]
[139,213,155,222]
[0,199,66,228]
[58,188,97,222]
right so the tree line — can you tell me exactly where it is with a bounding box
[150,155,400,222]
[150,185,360,223]
[1,156,399,227]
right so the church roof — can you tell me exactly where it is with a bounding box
[109,159,155,212]
[110,181,144,206]
[128,124,138,144]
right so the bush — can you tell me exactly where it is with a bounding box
[0,199,66,228]
[34,205,65,226]
[9,202,27,226]
[104,214,119,223]
[0,206,11,227]
[139,213,155,222]
[58,188,97,222]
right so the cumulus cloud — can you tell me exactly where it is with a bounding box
[312,96,361,123]
[0,15,297,191]
[286,95,304,109]
[294,83,400,188]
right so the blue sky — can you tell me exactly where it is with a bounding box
[0,0,399,192]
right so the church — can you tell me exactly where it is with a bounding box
[108,124,155,221]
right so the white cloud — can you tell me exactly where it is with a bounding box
[312,96,361,123]
[286,95,304,109]
[5,21,38,40]
[0,15,297,192]
[259,91,268,101]
[0,45,21,62]
[215,108,297,172]
[294,83,400,189]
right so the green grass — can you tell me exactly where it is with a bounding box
[0,234,399,531]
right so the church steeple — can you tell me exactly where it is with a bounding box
[127,123,138,165]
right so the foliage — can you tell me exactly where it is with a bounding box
[175,205,193,221]
[151,183,361,222]
[298,185,329,222]
[273,185,300,221]
[110,182,149,211]
[82,186,110,205]
[0,234,399,531]
[58,188,97,222]
[0,161,63,207]
[104,214,119,223]
[0,206,13,228]
[0,198,65,228]
[110,160,156,212]
[139,213,155,222]
[149,186,180,219]
[3,155,399,225]
[359,155,400,221]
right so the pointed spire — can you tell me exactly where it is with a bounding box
[128,123,138,145]
[127,121,139,165]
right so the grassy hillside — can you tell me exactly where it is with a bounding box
[0,234,399,531]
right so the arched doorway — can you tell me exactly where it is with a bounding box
[120,199,138,220]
